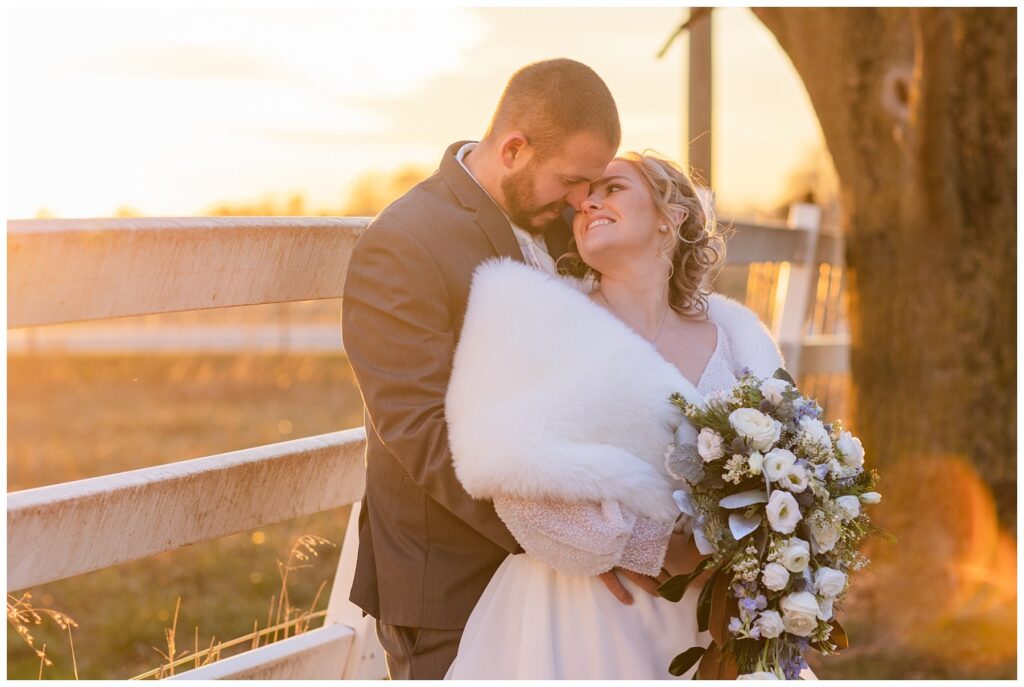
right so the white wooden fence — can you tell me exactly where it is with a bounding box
[6,206,848,679]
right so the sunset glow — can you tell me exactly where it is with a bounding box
[8,7,827,219]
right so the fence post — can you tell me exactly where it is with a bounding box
[325,500,388,679]
[771,202,822,380]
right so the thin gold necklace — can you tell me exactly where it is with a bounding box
[598,289,671,344]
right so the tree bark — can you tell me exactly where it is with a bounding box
[751,8,1016,524]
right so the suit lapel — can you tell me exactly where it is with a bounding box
[439,141,525,263]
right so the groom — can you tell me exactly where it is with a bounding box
[342,58,668,680]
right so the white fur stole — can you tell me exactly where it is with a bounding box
[445,259,784,524]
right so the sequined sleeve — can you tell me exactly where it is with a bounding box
[493,495,674,577]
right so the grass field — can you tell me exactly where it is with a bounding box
[7,352,361,679]
[6,351,1015,679]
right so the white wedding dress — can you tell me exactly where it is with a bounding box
[445,324,736,680]
[443,261,818,680]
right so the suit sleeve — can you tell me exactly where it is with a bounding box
[342,222,520,553]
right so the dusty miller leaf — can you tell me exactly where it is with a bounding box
[666,444,705,483]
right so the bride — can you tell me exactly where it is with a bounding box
[443,153,812,680]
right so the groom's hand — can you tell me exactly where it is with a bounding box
[598,568,662,605]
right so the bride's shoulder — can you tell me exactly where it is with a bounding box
[706,292,785,377]
[707,292,771,335]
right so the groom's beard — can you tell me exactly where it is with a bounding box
[501,165,566,235]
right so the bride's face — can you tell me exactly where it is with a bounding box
[572,159,668,276]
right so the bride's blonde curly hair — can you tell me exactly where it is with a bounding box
[558,151,732,317]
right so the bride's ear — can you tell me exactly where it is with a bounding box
[665,207,688,231]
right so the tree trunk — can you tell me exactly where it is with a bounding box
[751,8,1016,525]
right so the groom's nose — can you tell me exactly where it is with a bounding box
[565,183,591,211]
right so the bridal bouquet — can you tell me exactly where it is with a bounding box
[659,367,887,680]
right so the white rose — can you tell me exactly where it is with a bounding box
[761,562,790,591]
[799,416,832,450]
[697,427,725,463]
[739,672,779,680]
[779,537,811,573]
[813,567,848,598]
[764,448,797,482]
[779,591,820,637]
[835,494,861,520]
[747,450,764,475]
[780,464,810,493]
[836,431,865,469]
[826,457,854,481]
[765,490,802,534]
[729,408,783,451]
[759,378,790,404]
[753,609,785,639]
[810,518,841,553]
[859,491,882,504]
[817,596,834,621]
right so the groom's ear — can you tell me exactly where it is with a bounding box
[499,132,529,169]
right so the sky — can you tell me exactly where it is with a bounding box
[6,7,828,219]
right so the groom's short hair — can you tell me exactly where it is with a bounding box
[484,58,620,160]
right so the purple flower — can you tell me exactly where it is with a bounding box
[728,617,743,634]
[779,650,810,680]
[782,657,805,680]
[814,462,831,480]
[740,598,759,612]
[754,594,768,610]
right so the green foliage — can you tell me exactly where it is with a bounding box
[732,637,765,675]
[696,570,718,633]
[772,367,796,386]
[666,444,705,483]
[668,646,706,676]
[657,559,711,603]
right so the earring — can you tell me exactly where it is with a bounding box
[659,224,669,233]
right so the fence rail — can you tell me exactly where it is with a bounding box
[6,208,849,679]
[7,217,365,328]
[7,429,366,592]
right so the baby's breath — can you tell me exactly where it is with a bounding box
[729,545,762,583]
[723,454,750,484]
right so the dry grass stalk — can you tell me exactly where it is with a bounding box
[133,533,335,680]
[130,610,327,679]
[272,534,334,644]
[7,591,80,679]
[151,596,182,678]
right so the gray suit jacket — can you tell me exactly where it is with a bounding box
[341,141,573,629]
